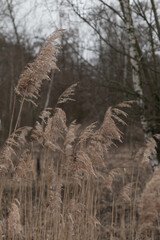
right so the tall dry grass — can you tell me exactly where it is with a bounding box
[0,30,160,240]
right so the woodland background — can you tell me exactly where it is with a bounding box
[0,0,160,158]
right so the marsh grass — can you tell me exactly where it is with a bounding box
[0,30,160,240]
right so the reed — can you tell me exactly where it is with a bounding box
[0,30,159,240]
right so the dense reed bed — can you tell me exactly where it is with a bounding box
[0,30,160,240]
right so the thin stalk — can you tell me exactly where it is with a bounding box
[14,95,25,132]
[110,197,114,240]
[9,94,16,136]
[130,167,134,240]
[133,165,140,240]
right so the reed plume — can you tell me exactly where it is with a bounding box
[15,30,62,105]
[7,199,23,236]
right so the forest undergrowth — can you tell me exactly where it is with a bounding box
[0,30,160,240]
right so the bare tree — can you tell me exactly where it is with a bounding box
[62,0,160,168]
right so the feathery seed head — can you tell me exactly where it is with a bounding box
[15,30,62,105]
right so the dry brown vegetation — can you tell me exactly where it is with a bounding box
[0,30,160,240]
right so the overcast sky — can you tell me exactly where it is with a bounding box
[3,0,159,59]
[0,0,100,60]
